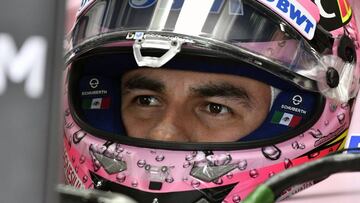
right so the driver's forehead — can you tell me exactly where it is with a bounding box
[121,68,269,92]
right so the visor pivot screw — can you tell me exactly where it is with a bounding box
[326,67,340,88]
[136,39,143,44]
[145,164,151,171]
[171,40,178,47]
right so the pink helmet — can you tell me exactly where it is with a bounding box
[63,0,360,202]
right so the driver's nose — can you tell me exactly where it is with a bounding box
[146,106,190,142]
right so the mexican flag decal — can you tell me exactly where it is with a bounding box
[271,111,302,127]
[82,97,111,109]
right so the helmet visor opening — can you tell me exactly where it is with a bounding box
[67,50,324,149]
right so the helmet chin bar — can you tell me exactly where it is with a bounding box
[133,36,185,68]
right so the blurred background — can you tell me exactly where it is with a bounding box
[0,0,64,202]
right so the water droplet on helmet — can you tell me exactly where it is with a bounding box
[83,175,88,183]
[238,160,247,170]
[185,154,194,161]
[116,173,126,183]
[155,155,165,162]
[268,172,275,177]
[213,178,223,185]
[73,130,87,144]
[324,120,329,126]
[94,160,101,171]
[284,158,293,169]
[232,195,241,203]
[309,151,320,159]
[278,40,286,47]
[137,160,146,168]
[341,103,349,110]
[79,155,86,164]
[183,161,192,168]
[65,109,71,116]
[115,144,124,153]
[266,48,274,56]
[226,172,233,179]
[165,177,174,183]
[191,151,197,157]
[262,145,281,160]
[144,164,151,171]
[131,180,138,187]
[249,169,259,178]
[337,113,345,124]
[308,129,322,138]
[191,180,201,188]
[330,103,337,112]
[292,141,299,149]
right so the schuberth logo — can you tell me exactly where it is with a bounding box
[89,78,99,89]
[292,95,302,105]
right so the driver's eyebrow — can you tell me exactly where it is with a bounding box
[122,74,165,93]
[190,82,252,107]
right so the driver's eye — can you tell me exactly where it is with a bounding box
[136,96,160,106]
[206,103,231,115]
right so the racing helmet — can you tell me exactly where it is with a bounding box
[63,0,360,202]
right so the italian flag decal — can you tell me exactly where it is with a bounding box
[271,111,302,127]
[82,97,111,109]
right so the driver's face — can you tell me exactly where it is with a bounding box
[121,69,271,142]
